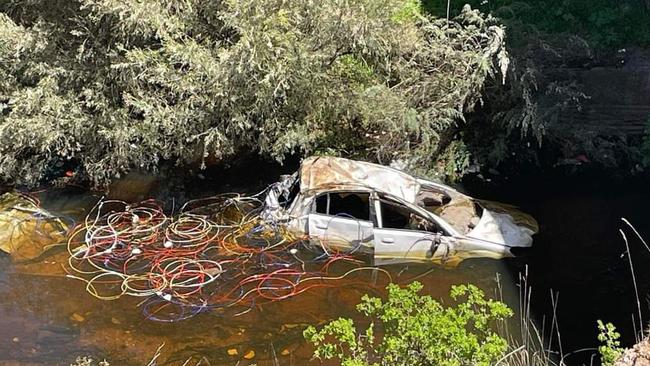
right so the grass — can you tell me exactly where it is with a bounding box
[497,218,650,366]
[494,268,568,366]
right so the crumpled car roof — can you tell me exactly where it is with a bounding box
[299,156,421,203]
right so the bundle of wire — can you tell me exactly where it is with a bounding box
[66,194,390,322]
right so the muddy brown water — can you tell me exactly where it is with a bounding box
[1,159,649,365]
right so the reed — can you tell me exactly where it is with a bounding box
[498,218,650,366]
[495,266,569,366]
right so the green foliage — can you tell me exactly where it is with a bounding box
[392,0,422,23]
[597,320,623,366]
[425,0,650,49]
[422,1,650,176]
[434,139,472,182]
[0,0,507,187]
[304,281,513,366]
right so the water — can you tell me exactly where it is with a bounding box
[1,160,649,365]
[464,168,650,364]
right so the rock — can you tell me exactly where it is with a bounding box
[0,192,69,261]
[227,348,238,356]
[615,338,650,366]
[280,349,290,356]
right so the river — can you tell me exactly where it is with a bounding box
[1,158,649,365]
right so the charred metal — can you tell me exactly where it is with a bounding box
[263,156,538,266]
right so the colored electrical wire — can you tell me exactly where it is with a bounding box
[64,194,391,322]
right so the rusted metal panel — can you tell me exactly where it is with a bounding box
[300,156,421,204]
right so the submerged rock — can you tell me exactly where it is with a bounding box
[0,192,69,261]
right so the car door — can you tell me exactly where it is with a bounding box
[307,191,375,253]
[373,196,456,265]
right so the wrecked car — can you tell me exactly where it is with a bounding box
[263,156,538,266]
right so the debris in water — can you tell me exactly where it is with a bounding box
[70,313,85,322]
[0,191,72,261]
[243,350,255,359]
[65,195,392,322]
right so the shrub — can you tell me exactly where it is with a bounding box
[304,281,513,366]
[597,320,623,366]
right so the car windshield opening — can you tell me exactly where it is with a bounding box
[417,187,481,234]
[417,188,452,209]
[315,192,370,221]
[379,198,441,233]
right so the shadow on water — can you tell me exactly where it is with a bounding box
[463,167,650,365]
[1,158,649,365]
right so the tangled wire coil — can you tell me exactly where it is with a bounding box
[65,194,390,322]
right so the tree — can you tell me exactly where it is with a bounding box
[0,0,507,187]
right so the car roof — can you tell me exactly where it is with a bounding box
[299,156,421,204]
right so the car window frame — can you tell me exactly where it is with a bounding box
[311,190,376,225]
[373,193,453,236]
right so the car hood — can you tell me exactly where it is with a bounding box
[467,209,535,247]
[477,200,539,233]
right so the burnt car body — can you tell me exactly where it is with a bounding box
[262,156,537,266]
